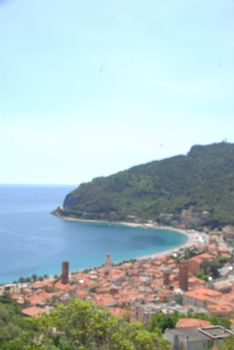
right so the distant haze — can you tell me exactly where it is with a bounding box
[0,0,233,184]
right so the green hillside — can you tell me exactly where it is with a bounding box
[56,142,234,228]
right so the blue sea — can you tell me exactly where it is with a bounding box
[0,185,187,284]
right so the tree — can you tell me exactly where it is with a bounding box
[149,311,231,333]
[0,294,22,348]
[217,337,234,350]
[5,299,171,350]
[31,274,38,282]
[149,312,180,333]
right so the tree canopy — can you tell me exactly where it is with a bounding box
[217,337,234,350]
[2,299,171,350]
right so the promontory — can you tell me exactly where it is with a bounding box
[53,142,234,229]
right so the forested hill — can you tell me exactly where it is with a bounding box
[55,142,234,228]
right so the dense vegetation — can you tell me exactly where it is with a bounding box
[57,142,234,228]
[0,294,22,348]
[0,297,170,350]
[149,311,231,333]
[218,337,234,350]
[196,255,230,281]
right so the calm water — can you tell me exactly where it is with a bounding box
[0,185,187,283]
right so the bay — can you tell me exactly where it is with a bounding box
[0,185,187,284]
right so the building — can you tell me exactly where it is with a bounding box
[165,326,234,350]
[188,256,202,275]
[183,287,222,309]
[61,261,69,284]
[207,304,233,319]
[179,261,188,291]
[176,318,211,328]
[188,253,213,276]
[163,268,171,287]
[223,225,234,241]
[212,281,232,294]
[104,254,112,274]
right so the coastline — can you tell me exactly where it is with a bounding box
[53,209,207,262]
[0,213,207,285]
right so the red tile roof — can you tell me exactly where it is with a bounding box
[176,318,211,328]
[21,306,50,317]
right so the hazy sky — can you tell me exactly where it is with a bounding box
[0,0,233,184]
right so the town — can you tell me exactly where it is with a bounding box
[1,224,234,349]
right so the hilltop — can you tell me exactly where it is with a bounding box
[54,142,234,228]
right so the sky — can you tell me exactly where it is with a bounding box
[0,0,233,185]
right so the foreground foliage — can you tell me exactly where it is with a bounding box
[2,299,171,350]
[1,295,233,350]
[0,294,22,347]
[61,142,234,228]
[216,337,234,350]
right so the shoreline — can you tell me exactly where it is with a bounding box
[0,213,207,285]
[53,210,207,262]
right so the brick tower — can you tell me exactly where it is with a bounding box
[179,261,188,291]
[61,261,69,284]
